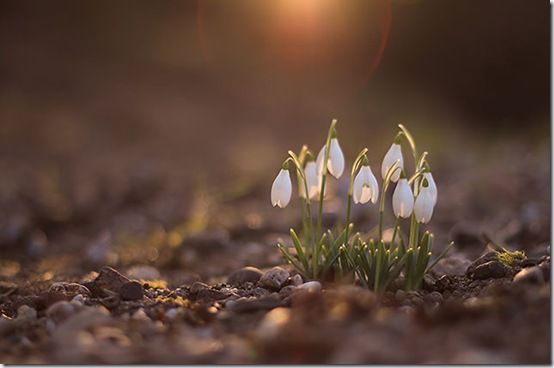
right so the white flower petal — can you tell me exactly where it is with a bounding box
[424,172,438,206]
[327,138,345,179]
[304,161,320,200]
[381,143,404,182]
[271,169,292,208]
[352,165,379,205]
[392,178,414,218]
[414,186,434,223]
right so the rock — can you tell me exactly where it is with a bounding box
[119,281,144,301]
[164,308,179,320]
[424,291,443,304]
[87,266,131,297]
[197,288,231,301]
[16,305,37,321]
[71,294,85,306]
[256,307,290,339]
[132,308,150,320]
[48,282,92,298]
[466,251,499,275]
[472,260,509,280]
[190,281,210,294]
[395,289,406,301]
[279,285,297,298]
[252,287,271,298]
[513,266,544,284]
[227,294,283,313]
[227,266,263,286]
[422,274,436,291]
[290,274,303,286]
[431,255,471,277]
[296,281,322,293]
[259,267,290,290]
[126,265,161,281]
[47,301,77,324]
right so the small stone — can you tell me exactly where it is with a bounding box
[422,274,436,291]
[290,274,303,286]
[513,266,544,284]
[424,291,443,304]
[395,289,406,301]
[431,255,471,277]
[260,267,290,290]
[132,308,149,320]
[71,294,85,306]
[472,260,509,280]
[119,281,144,301]
[190,281,209,294]
[279,285,297,298]
[252,287,271,298]
[164,308,179,320]
[398,305,415,315]
[47,301,76,324]
[197,288,230,301]
[87,266,130,297]
[126,265,161,281]
[296,281,322,293]
[227,294,283,313]
[227,266,263,286]
[16,305,37,321]
[48,282,92,298]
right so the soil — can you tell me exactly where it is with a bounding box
[0,140,550,364]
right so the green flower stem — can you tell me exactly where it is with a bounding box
[314,119,337,279]
[391,216,400,246]
[344,148,368,245]
[286,152,314,247]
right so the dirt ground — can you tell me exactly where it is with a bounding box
[0,0,550,364]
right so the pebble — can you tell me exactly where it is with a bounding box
[164,308,179,320]
[290,274,303,286]
[513,266,544,284]
[71,294,85,306]
[16,305,37,322]
[47,301,76,324]
[424,291,443,304]
[190,281,210,294]
[296,281,322,293]
[87,266,131,297]
[431,255,471,277]
[197,288,230,301]
[259,267,290,290]
[279,285,297,298]
[132,308,150,320]
[472,260,509,280]
[395,289,406,301]
[48,282,92,298]
[119,281,144,301]
[227,266,263,286]
[126,265,161,281]
[227,294,283,313]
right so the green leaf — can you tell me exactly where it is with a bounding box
[290,228,308,270]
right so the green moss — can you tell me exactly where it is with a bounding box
[495,250,526,266]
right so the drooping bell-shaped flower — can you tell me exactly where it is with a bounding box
[414,184,435,224]
[353,165,379,204]
[392,178,414,218]
[316,138,345,179]
[299,161,319,200]
[423,172,437,206]
[381,143,404,183]
[271,169,292,208]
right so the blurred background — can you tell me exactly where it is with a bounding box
[0,0,549,278]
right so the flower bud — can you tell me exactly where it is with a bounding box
[316,138,345,179]
[392,178,414,218]
[381,143,404,182]
[353,165,379,204]
[271,169,292,208]
[414,186,435,223]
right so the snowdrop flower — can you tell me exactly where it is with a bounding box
[414,183,435,223]
[392,178,414,218]
[316,138,345,179]
[299,161,319,200]
[381,143,404,182]
[353,165,379,204]
[271,168,292,208]
[423,171,437,206]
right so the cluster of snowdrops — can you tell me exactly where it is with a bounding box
[270,120,451,292]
